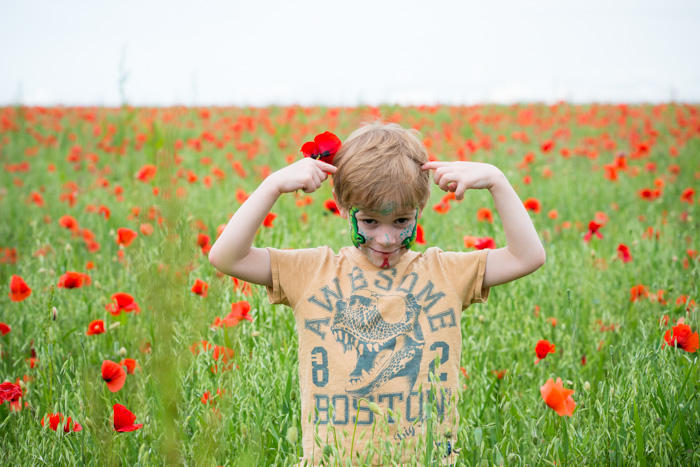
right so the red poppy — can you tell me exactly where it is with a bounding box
[583,221,603,242]
[415,223,425,245]
[491,369,507,379]
[135,164,157,183]
[680,188,695,204]
[476,208,493,223]
[120,358,138,374]
[432,201,450,214]
[638,188,661,201]
[116,228,138,247]
[59,215,80,232]
[630,284,649,302]
[663,323,699,353]
[191,279,209,297]
[0,381,22,405]
[0,322,10,335]
[211,301,253,328]
[113,404,144,432]
[523,198,541,213]
[86,319,105,336]
[540,378,576,416]
[263,212,276,228]
[324,199,340,215]
[540,140,555,153]
[9,275,31,302]
[301,131,341,165]
[474,237,496,250]
[102,360,127,392]
[41,413,83,433]
[534,339,556,363]
[105,292,140,315]
[57,271,91,289]
[616,244,632,263]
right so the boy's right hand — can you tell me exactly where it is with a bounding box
[264,158,337,195]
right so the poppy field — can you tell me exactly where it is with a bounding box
[0,103,699,466]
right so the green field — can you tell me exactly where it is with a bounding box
[0,104,698,466]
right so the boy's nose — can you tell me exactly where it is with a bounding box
[379,229,396,246]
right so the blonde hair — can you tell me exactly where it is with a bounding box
[333,121,430,212]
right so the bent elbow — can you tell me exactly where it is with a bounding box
[533,247,546,271]
[208,247,222,272]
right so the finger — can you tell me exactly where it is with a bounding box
[421,161,451,171]
[438,173,460,192]
[313,159,338,173]
[454,181,469,200]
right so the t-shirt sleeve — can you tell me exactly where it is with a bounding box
[436,248,490,308]
[266,247,331,308]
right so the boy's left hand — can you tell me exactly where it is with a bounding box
[422,161,503,200]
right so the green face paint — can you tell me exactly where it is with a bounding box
[400,210,419,250]
[349,206,366,247]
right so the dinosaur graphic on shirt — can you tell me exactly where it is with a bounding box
[330,291,425,397]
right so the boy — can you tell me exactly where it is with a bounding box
[209,122,545,466]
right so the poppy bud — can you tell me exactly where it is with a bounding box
[18,380,27,391]
[368,402,383,416]
[251,331,260,338]
[118,347,127,358]
[109,322,121,331]
[65,243,73,252]
[286,426,298,444]
[52,307,58,321]
[584,381,590,391]
[478,315,485,323]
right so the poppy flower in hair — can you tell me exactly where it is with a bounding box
[301,131,341,165]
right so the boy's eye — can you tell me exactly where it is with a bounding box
[361,219,377,225]
[395,218,410,224]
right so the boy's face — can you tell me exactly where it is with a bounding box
[339,203,422,269]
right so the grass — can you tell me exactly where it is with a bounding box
[0,103,698,466]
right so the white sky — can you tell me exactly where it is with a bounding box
[2,0,699,106]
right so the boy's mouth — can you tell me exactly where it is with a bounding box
[366,247,403,268]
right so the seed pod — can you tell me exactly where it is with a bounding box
[368,402,383,416]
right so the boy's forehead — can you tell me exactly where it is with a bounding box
[357,202,416,216]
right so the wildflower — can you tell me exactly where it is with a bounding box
[583,221,603,242]
[617,244,632,263]
[523,198,542,213]
[105,292,140,315]
[492,369,507,379]
[540,377,576,416]
[0,322,10,335]
[301,131,341,165]
[663,323,699,353]
[535,340,556,363]
[113,404,144,432]
[116,227,138,247]
[59,215,80,232]
[368,401,384,416]
[191,279,209,297]
[102,360,127,392]
[135,164,157,183]
[263,212,276,228]
[324,199,340,215]
[120,358,138,374]
[680,188,695,204]
[630,284,649,302]
[476,207,493,223]
[211,301,253,328]
[433,201,450,214]
[42,413,83,433]
[9,275,31,302]
[57,271,91,289]
[415,223,425,244]
[0,382,22,405]
[86,320,105,336]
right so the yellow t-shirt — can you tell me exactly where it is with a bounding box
[267,246,489,466]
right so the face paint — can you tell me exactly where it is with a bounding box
[349,206,366,248]
[400,210,419,250]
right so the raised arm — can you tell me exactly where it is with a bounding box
[422,161,545,288]
[208,158,336,287]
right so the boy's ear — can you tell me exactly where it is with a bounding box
[332,191,348,219]
[417,207,424,220]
